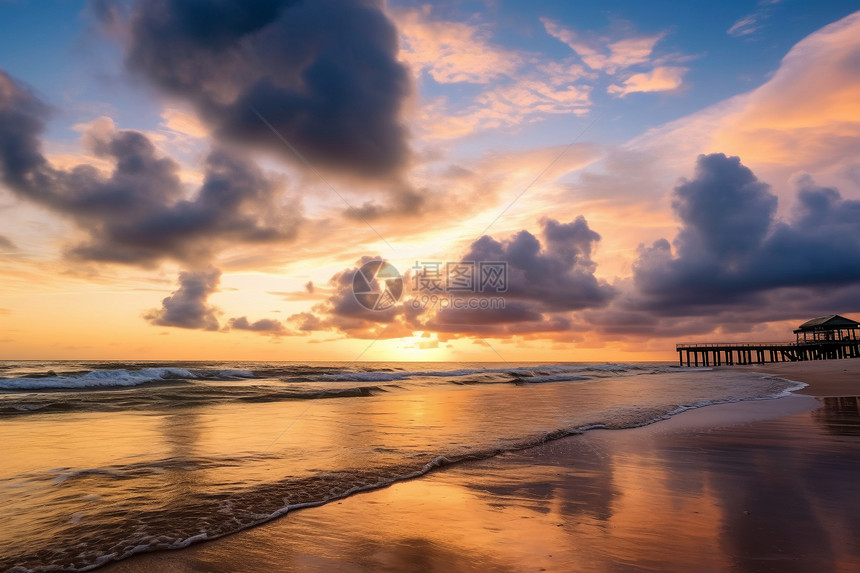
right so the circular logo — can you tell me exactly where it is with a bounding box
[352,260,403,311]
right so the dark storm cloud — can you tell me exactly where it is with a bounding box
[631,153,860,314]
[461,217,612,311]
[66,145,300,265]
[115,0,412,179]
[0,69,300,267]
[426,217,613,336]
[144,267,222,330]
[0,70,50,191]
[670,153,776,261]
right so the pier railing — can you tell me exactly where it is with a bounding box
[676,342,798,349]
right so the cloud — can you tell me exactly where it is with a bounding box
[160,108,210,139]
[636,10,860,178]
[0,72,301,267]
[630,153,860,314]
[417,80,592,139]
[670,154,776,262]
[407,338,439,350]
[715,10,860,170]
[572,154,860,345]
[289,256,419,339]
[541,18,664,75]
[282,218,614,341]
[398,11,597,139]
[227,316,288,335]
[475,79,592,120]
[727,15,760,37]
[608,66,687,97]
[404,13,687,140]
[572,9,860,280]
[576,8,860,295]
[426,217,614,336]
[0,69,308,333]
[0,69,50,191]
[540,19,686,100]
[394,6,520,84]
[111,0,412,179]
[144,267,222,330]
[727,1,783,37]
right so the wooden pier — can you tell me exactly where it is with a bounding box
[676,314,860,367]
[676,340,860,367]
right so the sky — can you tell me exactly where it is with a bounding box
[1,0,859,362]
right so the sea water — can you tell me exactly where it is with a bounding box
[0,360,803,571]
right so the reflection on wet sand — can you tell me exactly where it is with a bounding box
[158,411,204,507]
[103,398,860,573]
[813,396,860,436]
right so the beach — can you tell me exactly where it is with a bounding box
[3,2,860,571]
[94,359,860,573]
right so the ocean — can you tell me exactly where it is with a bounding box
[0,360,803,572]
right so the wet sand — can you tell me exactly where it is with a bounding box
[103,360,860,573]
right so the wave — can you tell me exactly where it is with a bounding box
[0,367,256,391]
[512,373,590,384]
[318,372,412,382]
[317,363,650,384]
[0,362,657,391]
[0,368,196,390]
[0,384,393,416]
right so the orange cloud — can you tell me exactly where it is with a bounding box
[395,9,597,139]
[635,10,860,185]
[541,18,665,74]
[417,79,592,139]
[608,66,688,97]
[160,108,210,139]
[394,6,520,84]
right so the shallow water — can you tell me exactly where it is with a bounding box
[0,361,802,571]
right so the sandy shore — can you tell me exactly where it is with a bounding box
[103,359,860,573]
[740,359,860,396]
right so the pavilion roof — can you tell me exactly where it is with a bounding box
[795,315,860,331]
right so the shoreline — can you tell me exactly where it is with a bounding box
[100,359,860,572]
